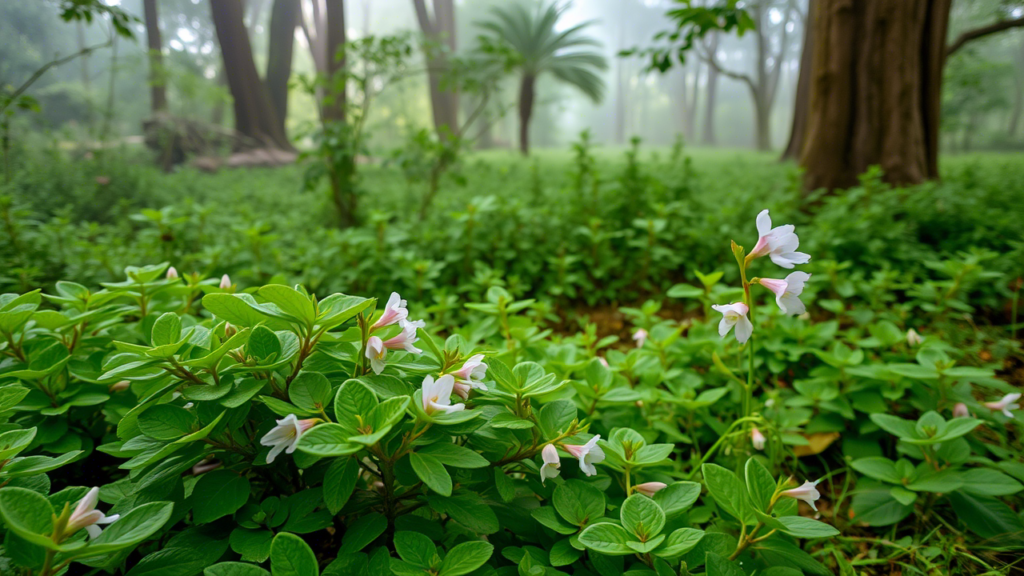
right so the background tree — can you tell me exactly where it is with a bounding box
[143,0,166,114]
[413,0,459,138]
[266,0,299,137]
[477,3,608,155]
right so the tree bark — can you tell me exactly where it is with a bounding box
[413,0,459,138]
[210,0,292,150]
[1010,40,1024,137]
[266,0,299,136]
[323,0,346,122]
[144,0,168,113]
[782,0,814,161]
[702,33,719,145]
[800,0,951,191]
[518,73,535,155]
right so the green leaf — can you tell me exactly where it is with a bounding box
[654,527,704,558]
[620,494,665,540]
[295,424,361,458]
[248,326,282,361]
[850,487,913,527]
[426,493,499,535]
[553,480,605,527]
[193,471,251,524]
[744,458,776,513]
[948,490,1024,539]
[231,529,275,563]
[851,457,902,484]
[205,562,271,576]
[202,294,271,327]
[339,513,387,554]
[548,538,583,566]
[394,531,438,568]
[905,469,963,493]
[151,313,182,346]
[869,413,919,440]
[775,516,839,539]
[705,552,744,576]
[0,428,36,461]
[417,443,489,468]
[538,400,577,439]
[289,372,332,413]
[702,463,753,525]
[531,506,577,535]
[333,380,377,431]
[0,487,57,550]
[82,502,174,556]
[324,457,360,514]
[410,452,452,496]
[259,285,315,325]
[751,537,831,575]
[578,523,634,556]
[438,541,494,576]
[654,482,701,519]
[271,532,319,576]
[138,405,197,440]
[959,468,1023,496]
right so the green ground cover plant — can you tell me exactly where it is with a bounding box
[0,142,1021,575]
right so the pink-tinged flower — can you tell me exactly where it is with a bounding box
[758,272,811,316]
[109,380,130,392]
[632,328,648,348]
[952,403,970,418]
[781,479,822,511]
[66,487,120,539]
[712,302,753,343]
[219,274,231,290]
[366,336,386,375]
[749,210,810,269]
[382,319,425,355]
[166,266,179,280]
[906,329,923,347]
[372,292,409,330]
[540,444,561,484]
[598,357,609,368]
[563,435,605,476]
[634,482,667,497]
[421,374,465,415]
[192,459,222,475]
[451,354,488,400]
[260,414,318,463]
[751,427,766,451]
[984,393,1021,419]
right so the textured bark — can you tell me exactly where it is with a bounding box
[323,0,346,122]
[413,0,459,137]
[210,0,292,150]
[266,0,299,136]
[800,0,951,191]
[518,73,535,155]
[782,0,814,161]
[144,0,167,113]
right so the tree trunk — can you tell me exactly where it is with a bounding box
[518,73,535,156]
[1010,39,1024,137]
[413,0,459,138]
[755,95,772,151]
[144,0,167,113]
[800,0,951,191]
[266,0,299,137]
[323,0,346,122]
[702,33,719,145]
[782,0,814,161]
[210,0,292,150]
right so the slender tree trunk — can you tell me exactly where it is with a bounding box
[782,0,814,160]
[686,61,701,144]
[267,0,299,137]
[1010,39,1024,137]
[518,73,535,155]
[702,33,719,145]
[144,0,167,113]
[800,0,951,191]
[323,0,346,122]
[413,0,459,138]
[210,0,292,150]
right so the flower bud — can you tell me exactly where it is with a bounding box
[220,274,231,290]
[109,380,130,393]
[166,266,179,280]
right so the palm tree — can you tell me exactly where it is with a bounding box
[478,3,607,155]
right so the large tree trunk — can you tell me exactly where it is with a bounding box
[413,0,459,138]
[210,0,292,150]
[702,33,719,145]
[800,0,951,191]
[143,0,167,113]
[518,73,535,156]
[323,0,346,122]
[266,0,299,137]
[782,0,815,161]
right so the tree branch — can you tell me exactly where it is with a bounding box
[697,41,756,94]
[947,16,1024,57]
[1,39,113,115]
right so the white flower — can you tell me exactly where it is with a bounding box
[383,319,425,354]
[67,487,120,539]
[952,402,970,418]
[712,302,753,343]
[166,266,179,280]
[372,292,409,330]
[192,459,222,475]
[758,272,811,315]
[540,444,561,484]
[984,393,1021,419]
[366,336,386,375]
[260,414,318,464]
[749,210,810,269]
[634,482,667,497]
[781,479,822,511]
[751,427,766,451]
[421,374,465,415]
[906,329,924,347]
[563,435,605,476]
[451,354,488,400]
[219,274,232,289]
[598,357,609,368]
[632,328,648,348]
